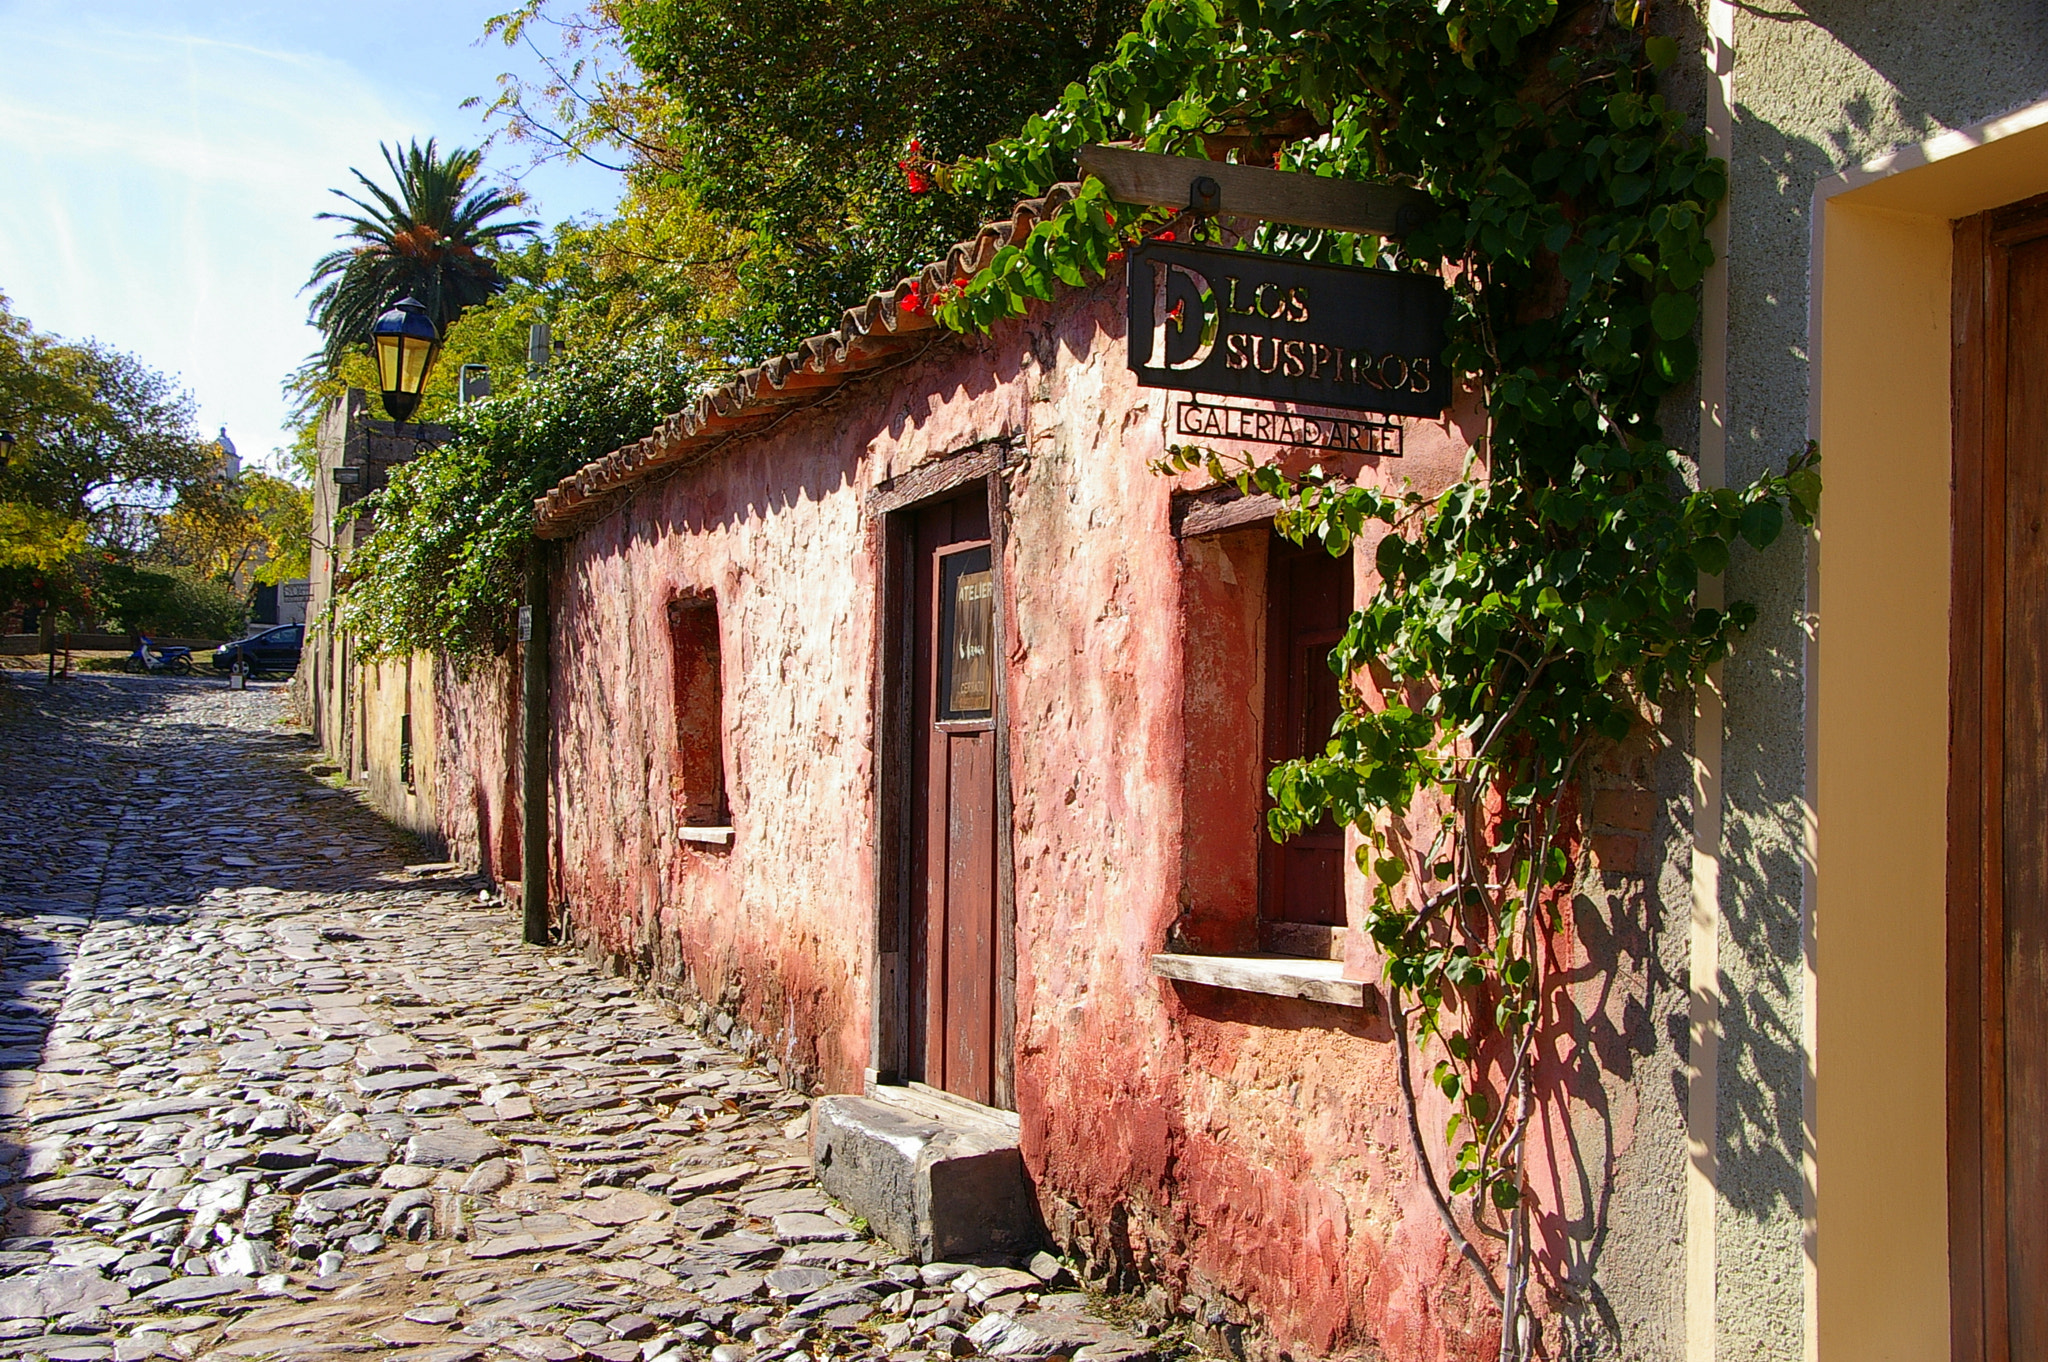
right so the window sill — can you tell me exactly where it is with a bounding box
[679,826,735,846]
[1150,952,1375,1009]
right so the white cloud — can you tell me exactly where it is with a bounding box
[0,1,619,471]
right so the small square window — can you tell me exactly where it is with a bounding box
[668,596,728,827]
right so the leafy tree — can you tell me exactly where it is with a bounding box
[245,473,313,585]
[1,331,208,543]
[480,0,1144,359]
[0,504,85,574]
[152,469,311,587]
[0,294,214,624]
[303,139,541,375]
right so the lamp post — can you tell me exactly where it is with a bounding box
[370,296,441,426]
[0,430,16,470]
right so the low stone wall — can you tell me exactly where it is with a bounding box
[0,633,221,655]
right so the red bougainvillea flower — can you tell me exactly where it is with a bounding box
[1107,249,1126,263]
[900,282,926,315]
[1153,229,1177,242]
[897,138,933,194]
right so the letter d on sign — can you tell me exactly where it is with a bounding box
[1148,261,1218,372]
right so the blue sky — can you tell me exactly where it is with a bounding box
[0,1,623,472]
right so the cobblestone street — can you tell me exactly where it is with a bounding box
[0,675,1142,1362]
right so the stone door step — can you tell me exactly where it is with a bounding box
[811,1086,1040,1264]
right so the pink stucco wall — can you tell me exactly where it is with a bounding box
[418,275,1654,1362]
[430,655,522,885]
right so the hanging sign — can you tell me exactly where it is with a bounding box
[1127,240,1451,419]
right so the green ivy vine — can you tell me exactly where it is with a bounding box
[934,0,1819,1354]
[336,338,706,662]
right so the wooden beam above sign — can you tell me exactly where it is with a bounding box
[1079,144,1437,237]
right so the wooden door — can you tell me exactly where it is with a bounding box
[1952,196,2048,1362]
[909,493,1000,1105]
[1261,536,1353,931]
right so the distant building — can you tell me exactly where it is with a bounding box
[215,427,239,480]
[249,578,312,629]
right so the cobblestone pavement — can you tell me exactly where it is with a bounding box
[0,675,1148,1362]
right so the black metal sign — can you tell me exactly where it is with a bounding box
[1126,240,1451,418]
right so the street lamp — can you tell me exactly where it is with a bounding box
[370,296,441,426]
[0,431,15,470]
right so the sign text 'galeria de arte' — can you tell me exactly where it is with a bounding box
[1125,239,1451,452]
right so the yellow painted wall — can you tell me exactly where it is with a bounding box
[1814,105,2048,1361]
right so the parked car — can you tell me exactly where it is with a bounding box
[214,624,303,677]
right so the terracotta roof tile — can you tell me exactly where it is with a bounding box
[533,182,1085,539]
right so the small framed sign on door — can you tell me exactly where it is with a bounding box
[940,546,995,721]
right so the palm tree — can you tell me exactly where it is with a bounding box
[304,139,540,370]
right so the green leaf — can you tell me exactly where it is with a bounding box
[1645,34,1679,69]
[1655,335,1698,382]
[1650,291,1698,341]
[1729,499,1777,551]
[1610,173,1651,206]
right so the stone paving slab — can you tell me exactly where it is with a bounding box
[0,675,1158,1362]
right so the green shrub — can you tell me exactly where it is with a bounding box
[100,562,246,641]
[337,337,705,661]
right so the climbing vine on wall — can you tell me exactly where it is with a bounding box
[935,0,1819,1355]
[336,339,706,662]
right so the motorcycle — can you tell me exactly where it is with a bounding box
[124,637,195,676]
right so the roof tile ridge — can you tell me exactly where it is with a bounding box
[534,181,1085,536]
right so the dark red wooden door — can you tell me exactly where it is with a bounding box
[1262,536,1353,929]
[1952,198,2048,1362]
[909,493,999,1105]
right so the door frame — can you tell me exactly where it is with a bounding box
[868,440,1018,1110]
[1810,94,2048,1362]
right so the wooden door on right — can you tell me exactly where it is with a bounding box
[1952,195,2048,1362]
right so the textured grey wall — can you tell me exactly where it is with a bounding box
[1719,5,2048,1360]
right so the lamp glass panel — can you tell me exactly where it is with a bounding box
[399,338,439,394]
[375,334,404,393]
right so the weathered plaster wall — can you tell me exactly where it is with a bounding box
[546,441,870,1089]
[430,657,522,884]
[509,267,1711,1360]
[541,333,1030,1093]
[1715,8,2048,1360]
[981,289,1676,1362]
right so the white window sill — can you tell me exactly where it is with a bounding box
[1150,952,1375,1009]
[679,826,735,845]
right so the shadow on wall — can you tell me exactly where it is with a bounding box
[1702,0,2048,1328]
[1711,0,2048,1238]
